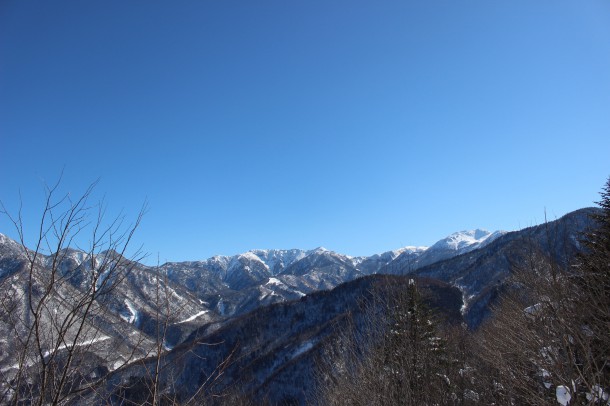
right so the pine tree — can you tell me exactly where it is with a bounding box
[580,177,610,292]
[319,277,452,405]
[378,280,449,404]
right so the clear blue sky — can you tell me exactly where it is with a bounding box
[1,0,609,263]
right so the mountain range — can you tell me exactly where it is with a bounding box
[0,207,598,404]
[159,227,504,320]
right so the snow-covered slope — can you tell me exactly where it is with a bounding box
[248,249,308,275]
[415,229,505,268]
[428,229,503,252]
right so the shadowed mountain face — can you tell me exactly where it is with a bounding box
[87,275,464,405]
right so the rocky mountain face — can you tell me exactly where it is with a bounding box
[0,207,598,404]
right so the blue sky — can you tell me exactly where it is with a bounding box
[1,0,609,263]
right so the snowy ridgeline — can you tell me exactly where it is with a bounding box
[160,228,505,305]
[175,228,504,280]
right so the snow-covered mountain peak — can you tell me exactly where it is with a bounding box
[305,247,355,262]
[0,234,29,266]
[226,252,268,272]
[0,233,24,255]
[473,229,491,240]
[237,251,266,263]
[57,248,90,264]
[207,255,231,267]
[224,251,271,284]
[430,229,505,252]
[397,246,429,254]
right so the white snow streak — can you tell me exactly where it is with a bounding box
[291,341,314,359]
[176,310,209,324]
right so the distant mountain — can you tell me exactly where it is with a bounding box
[0,239,216,377]
[355,246,426,274]
[157,229,505,320]
[378,229,505,275]
[424,228,505,260]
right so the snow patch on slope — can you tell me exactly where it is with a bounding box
[176,310,209,324]
[556,385,571,406]
[266,277,284,287]
[43,335,111,358]
[258,285,279,300]
[291,340,314,360]
[120,300,139,324]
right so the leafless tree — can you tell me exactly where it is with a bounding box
[575,177,610,396]
[475,185,610,405]
[0,178,147,405]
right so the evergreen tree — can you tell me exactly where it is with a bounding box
[579,176,610,295]
[318,277,454,405]
[379,280,449,404]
